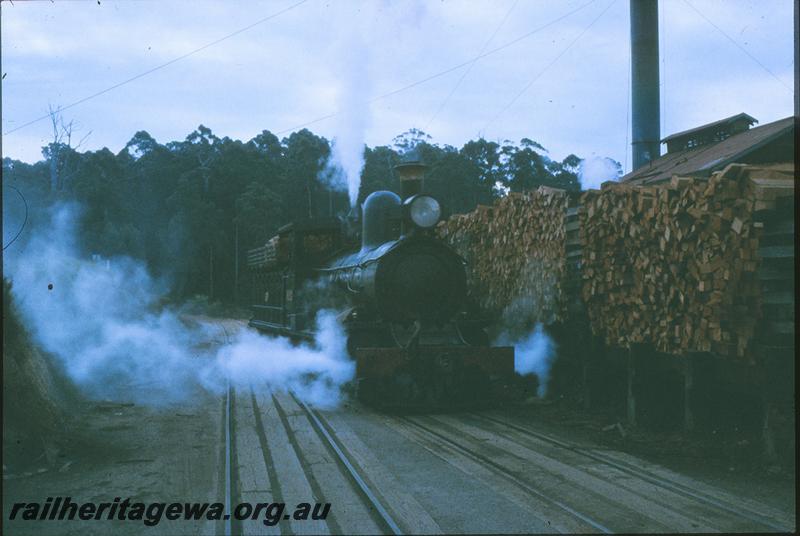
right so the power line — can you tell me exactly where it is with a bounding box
[483,0,617,132]
[276,0,598,136]
[423,0,520,132]
[682,0,792,93]
[2,185,28,251]
[3,0,310,136]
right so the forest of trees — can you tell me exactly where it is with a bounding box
[3,122,616,305]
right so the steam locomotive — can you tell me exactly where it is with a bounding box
[246,151,514,407]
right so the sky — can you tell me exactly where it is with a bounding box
[1,0,794,174]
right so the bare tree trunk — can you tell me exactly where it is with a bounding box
[46,105,84,193]
[48,106,61,192]
[307,183,313,219]
[209,245,214,300]
[49,154,59,192]
[234,222,239,305]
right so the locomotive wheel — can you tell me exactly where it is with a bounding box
[358,370,494,410]
[346,328,390,356]
[455,320,490,346]
[348,325,400,406]
[390,322,420,348]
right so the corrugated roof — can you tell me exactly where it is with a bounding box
[661,112,758,143]
[621,116,794,186]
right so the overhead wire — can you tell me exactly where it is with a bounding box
[482,0,617,133]
[2,185,28,251]
[3,0,310,136]
[423,0,520,132]
[681,0,792,93]
[275,0,598,135]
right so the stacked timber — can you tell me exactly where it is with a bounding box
[436,186,569,324]
[563,192,585,318]
[246,236,280,269]
[747,164,794,367]
[579,163,794,360]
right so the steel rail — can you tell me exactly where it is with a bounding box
[293,396,403,536]
[400,416,613,534]
[217,322,234,536]
[474,413,790,532]
[224,383,233,536]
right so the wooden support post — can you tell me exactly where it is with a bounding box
[582,358,591,410]
[234,221,239,305]
[684,354,694,432]
[762,396,777,462]
[627,346,637,427]
[582,334,595,411]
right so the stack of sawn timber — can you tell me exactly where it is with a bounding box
[579,163,794,360]
[748,164,794,362]
[246,236,279,269]
[436,186,569,324]
[563,193,586,319]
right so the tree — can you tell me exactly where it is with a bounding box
[282,129,331,219]
[6,123,618,305]
[360,145,400,205]
[392,128,432,153]
[42,105,91,193]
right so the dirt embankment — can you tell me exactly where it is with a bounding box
[3,278,82,471]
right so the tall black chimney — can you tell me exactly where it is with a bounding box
[795,0,798,118]
[630,0,660,170]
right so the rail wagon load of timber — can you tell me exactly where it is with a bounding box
[435,186,570,326]
[579,163,794,359]
[245,150,514,408]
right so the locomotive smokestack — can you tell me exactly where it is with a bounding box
[394,148,428,200]
[630,0,661,170]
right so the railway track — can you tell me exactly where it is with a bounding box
[396,415,612,533]
[399,411,793,533]
[295,395,404,535]
[216,321,235,536]
[211,320,793,535]
[470,412,793,532]
[215,316,408,535]
[229,391,411,535]
[369,409,794,534]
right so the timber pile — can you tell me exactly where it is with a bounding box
[246,234,293,269]
[580,163,794,359]
[436,186,569,324]
[246,236,278,268]
[748,164,794,365]
[563,193,585,318]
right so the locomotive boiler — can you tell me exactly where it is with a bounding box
[246,150,514,407]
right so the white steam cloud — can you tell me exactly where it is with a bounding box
[205,313,354,409]
[331,39,370,207]
[3,203,354,408]
[496,323,556,398]
[318,5,373,207]
[578,156,622,190]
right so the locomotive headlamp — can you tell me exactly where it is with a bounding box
[407,195,441,228]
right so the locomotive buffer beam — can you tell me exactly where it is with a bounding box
[354,345,514,408]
